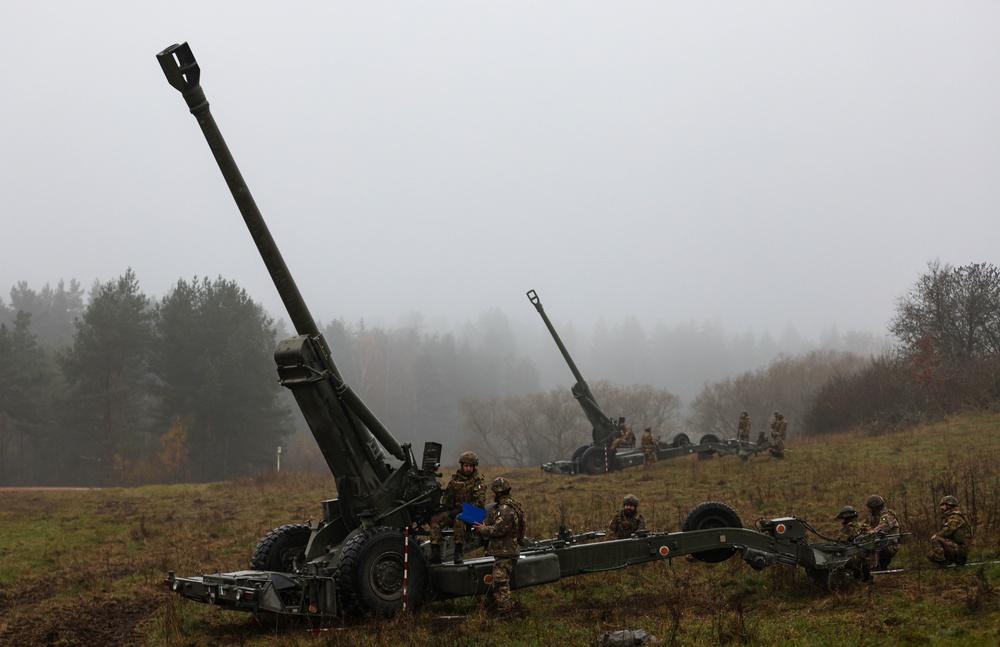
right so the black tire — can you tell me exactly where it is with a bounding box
[336,527,429,616]
[571,444,591,463]
[682,502,742,563]
[697,434,720,460]
[251,523,311,571]
[580,445,611,475]
[672,433,691,448]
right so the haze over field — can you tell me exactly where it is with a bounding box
[3,3,999,343]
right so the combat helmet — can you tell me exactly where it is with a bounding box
[836,506,859,521]
[459,451,479,467]
[491,476,512,496]
[623,493,639,508]
[939,495,959,508]
[866,494,885,510]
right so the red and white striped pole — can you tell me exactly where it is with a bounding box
[402,527,409,611]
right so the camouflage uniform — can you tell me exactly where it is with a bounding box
[640,428,658,468]
[836,511,873,578]
[737,412,752,443]
[610,425,635,451]
[430,467,486,546]
[866,497,901,569]
[769,412,787,458]
[480,489,525,616]
[607,510,647,539]
[928,503,972,566]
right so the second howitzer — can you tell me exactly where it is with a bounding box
[527,290,773,475]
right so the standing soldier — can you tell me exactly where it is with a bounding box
[928,495,972,566]
[429,451,486,565]
[640,427,659,469]
[473,476,526,617]
[770,412,788,458]
[607,494,648,539]
[835,506,873,580]
[610,425,635,451]
[865,494,901,569]
[737,411,752,444]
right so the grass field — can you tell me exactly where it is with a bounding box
[2,413,999,646]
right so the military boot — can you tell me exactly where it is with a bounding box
[430,543,442,565]
[453,543,464,565]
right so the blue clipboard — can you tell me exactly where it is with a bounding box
[457,502,486,525]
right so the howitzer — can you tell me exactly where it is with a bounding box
[528,290,774,475]
[157,44,863,624]
[157,42,450,618]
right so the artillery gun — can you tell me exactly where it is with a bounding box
[527,290,774,474]
[157,43,882,624]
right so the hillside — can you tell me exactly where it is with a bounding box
[1,413,998,646]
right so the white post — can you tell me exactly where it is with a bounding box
[276,446,282,472]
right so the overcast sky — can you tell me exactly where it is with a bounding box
[3,2,998,342]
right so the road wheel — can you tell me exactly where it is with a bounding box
[571,444,591,463]
[671,433,691,448]
[682,502,741,563]
[251,523,311,571]
[580,445,611,475]
[697,433,720,460]
[336,527,429,616]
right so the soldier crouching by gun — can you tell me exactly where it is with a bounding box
[430,451,486,564]
[835,506,873,580]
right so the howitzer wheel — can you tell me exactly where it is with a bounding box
[697,434,720,460]
[682,502,741,563]
[580,445,612,475]
[251,523,311,571]
[336,526,429,616]
[671,433,691,448]
[571,444,591,463]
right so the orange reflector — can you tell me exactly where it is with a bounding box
[776,524,786,534]
[484,574,493,584]
[309,604,318,613]
[659,546,669,556]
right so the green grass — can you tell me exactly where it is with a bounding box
[2,413,1000,645]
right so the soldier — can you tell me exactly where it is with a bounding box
[473,476,526,617]
[610,425,635,451]
[429,451,486,565]
[865,494,901,569]
[607,494,648,540]
[928,495,972,566]
[640,427,659,468]
[737,411,752,444]
[835,506,873,580]
[769,412,787,458]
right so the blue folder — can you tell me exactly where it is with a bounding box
[457,502,487,525]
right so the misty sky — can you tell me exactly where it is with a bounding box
[3,3,999,342]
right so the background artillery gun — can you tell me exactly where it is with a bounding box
[527,290,775,475]
[157,43,882,624]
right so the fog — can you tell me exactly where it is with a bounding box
[3,3,999,349]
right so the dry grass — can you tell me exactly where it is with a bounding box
[1,414,999,645]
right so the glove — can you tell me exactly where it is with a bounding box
[449,507,462,520]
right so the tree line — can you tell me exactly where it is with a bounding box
[4,260,994,481]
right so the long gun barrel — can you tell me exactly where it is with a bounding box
[156,43,406,479]
[527,290,618,445]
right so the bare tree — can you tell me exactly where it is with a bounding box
[891,261,1000,362]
